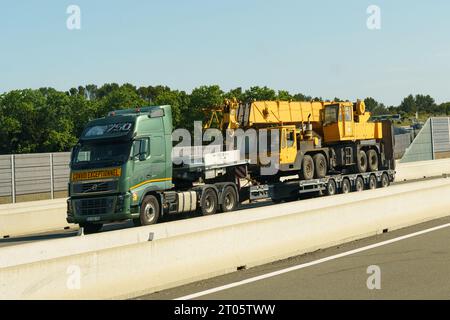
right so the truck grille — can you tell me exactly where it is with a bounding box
[73,181,118,194]
[75,198,114,216]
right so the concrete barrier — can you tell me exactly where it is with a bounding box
[0,199,74,238]
[396,158,450,181]
[1,177,450,299]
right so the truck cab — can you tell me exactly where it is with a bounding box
[67,106,173,233]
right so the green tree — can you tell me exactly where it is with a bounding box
[414,94,435,114]
[38,89,77,152]
[97,85,146,117]
[277,90,292,100]
[224,87,244,101]
[188,85,224,126]
[292,93,312,101]
[243,86,276,102]
[153,90,190,129]
[364,97,387,116]
[399,94,416,114]
[0,90,46,153]
[438,102,450,115]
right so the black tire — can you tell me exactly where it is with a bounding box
[313,153,327,179]
[369,175,377,190]
[200,188,218,216]
[355,176,364,192]
[136,195,160,226]
[326,179,337,196]
[300,155,315,180]
[80,223,103,234]
[355,150,368,173]
[366,149,379,172]
[381,173,390,188]
[341,179,351,194]
[220,186,238,213]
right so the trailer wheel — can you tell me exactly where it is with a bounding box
[341,178,351,194]
[326,179,337,196]
[313,153,327,178]
[80,223,103,234]
[221,186,238,213]
[200,188,218,216]
[369,175,377,190]
[355,176,364,192]
[135,195,160,226]
[367,149,379,172]
[381,173,390,188]
[355,150,367,173]
[300,155,315,180]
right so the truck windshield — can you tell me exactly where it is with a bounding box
[71,141,131,169]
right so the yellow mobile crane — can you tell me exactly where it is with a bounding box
[205,98,395,182]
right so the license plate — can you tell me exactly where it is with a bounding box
[86,216,101,222]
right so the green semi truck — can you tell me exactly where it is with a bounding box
[67,105,249,233]
[67,105,395,234]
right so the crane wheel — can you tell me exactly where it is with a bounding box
[381,173,390,188]
[355,176,364,192]
[326,179,337,196]
[300,155,315,180]
[313,153,327,179]
[369,175,377,189]
[366,149,379,172]
[355,150,368,173]
[341,178,351,194]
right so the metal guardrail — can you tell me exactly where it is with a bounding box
[0,153,70,203]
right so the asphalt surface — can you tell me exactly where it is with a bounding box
[140,216,450,300]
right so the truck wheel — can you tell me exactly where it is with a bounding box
[137,195,160,226]
[221,186,238,213]
[200,188,218,216]
[313,153,327,178]
[300,155,315,180]
[355,176,364,192]
[366,149,379,172]
[341,179,351,194]
[80,223,103,234]
[381,173,390,188]
[355,150,367,173]
[326,179,337,196]
[369,175,377,189]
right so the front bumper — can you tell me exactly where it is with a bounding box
[67,193,138,224]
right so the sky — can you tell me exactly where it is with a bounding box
[0,0,449,106]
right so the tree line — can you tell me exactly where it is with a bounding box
[0,83,448,154]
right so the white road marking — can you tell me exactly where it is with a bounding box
[174,222,450,300]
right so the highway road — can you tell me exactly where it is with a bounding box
[141,216,450,300]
